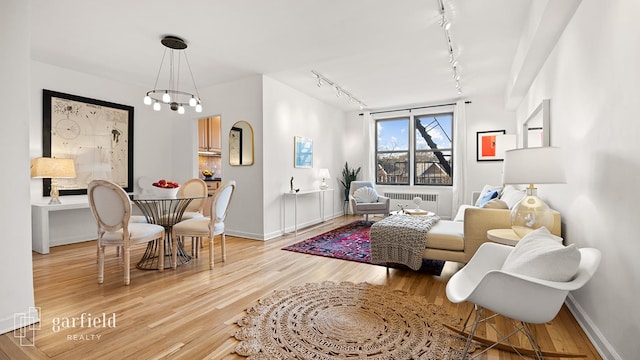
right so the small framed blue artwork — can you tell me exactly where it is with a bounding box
[294,136,313,168]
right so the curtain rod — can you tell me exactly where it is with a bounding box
[364,100,471,116]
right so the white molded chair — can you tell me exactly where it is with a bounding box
[88,179,166,285]
[172,180,236,269]
[445,242,601,359]
[178,178,208,220]
[348,181,390,221]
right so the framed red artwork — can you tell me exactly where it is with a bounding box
[476,130,505,161]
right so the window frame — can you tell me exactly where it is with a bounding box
[374,110,454,187]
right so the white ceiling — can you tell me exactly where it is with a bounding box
[29,0,531,111]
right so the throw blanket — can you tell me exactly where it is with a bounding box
[370,214,440,270]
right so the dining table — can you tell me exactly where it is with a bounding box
[130,193,207,270]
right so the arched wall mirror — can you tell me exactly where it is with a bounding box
[229,120,254,166]
[523,99,550,148]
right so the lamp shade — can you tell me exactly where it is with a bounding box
[31,157,76,178]
[502,147,566,185]
[318,168,331,179]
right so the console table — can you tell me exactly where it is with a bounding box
[283,188,334,235]
[32,198,96,254]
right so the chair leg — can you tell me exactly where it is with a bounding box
[521,322,543,360]
[209,235,215,270]
[123,248,130,286]
[221,233,226,262]
[365,214,369,222]
[158,236,164,272]
[172,235,178,269]
[461,305,483,360]
[97,245,105,284]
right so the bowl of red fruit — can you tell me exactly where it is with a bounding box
[151,179,180,197]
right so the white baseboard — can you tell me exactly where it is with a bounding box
[565,293,620,360]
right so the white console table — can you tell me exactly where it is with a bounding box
[31,197,97,254]
[283,188,334,235]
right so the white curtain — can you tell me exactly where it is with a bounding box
[451,100,467,217]
[363,112,375,182]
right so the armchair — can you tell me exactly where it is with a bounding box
[348,181,390,222]
[445,242,601,359]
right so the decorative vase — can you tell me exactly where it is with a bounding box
[204,176,213,180]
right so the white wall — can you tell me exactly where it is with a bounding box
[464,92,517,202]
[516,1,638,358]
[199,75,265,240]
[0,0,36,334]
[29,61,182,202]
[262,76,346,239]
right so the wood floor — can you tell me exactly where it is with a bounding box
[2,215,601,360]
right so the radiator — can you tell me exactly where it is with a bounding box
[383,192,439,214]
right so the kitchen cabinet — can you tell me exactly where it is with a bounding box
[198,115,221,153]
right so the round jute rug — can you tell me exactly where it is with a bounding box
[233,281,475,359]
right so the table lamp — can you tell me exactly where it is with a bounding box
[318,168,331,190]
[31,157,77,204]
[502,147,566,237]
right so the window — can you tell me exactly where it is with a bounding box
[375,112,453,186]
[376,118,410,185]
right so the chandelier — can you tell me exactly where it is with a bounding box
[143,35,202,114]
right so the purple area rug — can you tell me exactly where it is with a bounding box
[282,220,445,275]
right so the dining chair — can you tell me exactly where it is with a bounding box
[178,178,208,220]
[88,179,166,285]
[172,180,236,269]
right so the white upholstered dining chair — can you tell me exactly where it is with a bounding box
[172,180,236,269]
[178,178,208,220]
[88,179,166,285]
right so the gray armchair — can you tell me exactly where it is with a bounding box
[349,181,390,222]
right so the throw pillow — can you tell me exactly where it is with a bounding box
[474,184,502,207]
[476,189,499,207]
[501,227,580,282]
[353,186,378,203]
[482,199,509,209]
[499,185,526,209]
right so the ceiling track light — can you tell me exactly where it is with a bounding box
[438,0,462,95]
[143,35,203,114]
[311,70,366,109]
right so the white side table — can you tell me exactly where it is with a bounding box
[283,188,334,235]
[486,229,521,246]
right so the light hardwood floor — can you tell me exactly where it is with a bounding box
[2,215,601,360]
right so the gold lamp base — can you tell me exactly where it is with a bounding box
[48,180,62,205]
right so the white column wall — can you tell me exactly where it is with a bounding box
[262,76,346,239]
[0,0,36,334]
[516,1,639,358]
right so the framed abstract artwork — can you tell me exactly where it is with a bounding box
[42,89,134,196]
[294,136,313,168]
[476,130,506,161]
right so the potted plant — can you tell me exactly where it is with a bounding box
[339,162,361,200]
